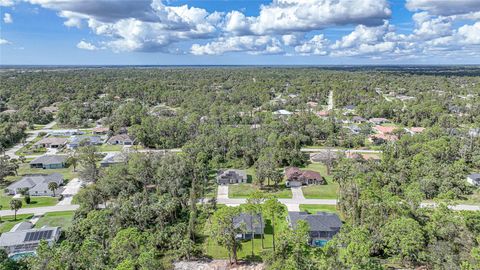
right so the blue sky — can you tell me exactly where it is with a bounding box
[0,0,479,65]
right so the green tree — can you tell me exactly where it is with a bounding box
[381,217,425,266]
[48,182,59,197]
[9,199,22,221]
[263,197,286,252]
[209,206,242,264]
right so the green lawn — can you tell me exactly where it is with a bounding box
[227,168,292,199]
[35,211,75,229]
[97,144,124,152]
[0,192,58,209]
[0,214,33,233]
[229,183,292,199]
[300,163,338,199]
[299,204,338,214]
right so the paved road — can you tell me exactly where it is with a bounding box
[216,185,479,212]
[0,204,79,216]
[5,121,57,158]
[327,90,334,111]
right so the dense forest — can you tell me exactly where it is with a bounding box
[1,67,480,269]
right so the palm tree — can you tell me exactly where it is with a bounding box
[48,182,59,197]
[68,151,79,172]
[10,199,22,221]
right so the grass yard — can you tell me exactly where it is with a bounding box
[229,183,292,199]
[300,204,338,214]
[300,163,338,199]
[0,191,58,209]
[0,214,33,233]
[97,144,124,152]
[35,211,75,229]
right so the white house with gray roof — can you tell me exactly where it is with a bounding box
[0,223,61,257]
[6,173,63,196]
[30,155,67,169]
[233,213,264,240]
[287,211,342,247]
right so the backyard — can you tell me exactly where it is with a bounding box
[204,208,289,260]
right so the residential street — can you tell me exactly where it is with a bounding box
[4,120,57,158]
[0,204,79,216]
[216,185,480,211]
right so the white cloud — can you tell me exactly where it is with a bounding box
[457,22,480,45]
[331,21,393,49]
[224,0,391,35]
[191,36,283,55]
[294,34,328,55]
[76,40,98,50]
[0,38,11,45]
[406,0,480,16]
[0,0,15,7]
[411,12,453,40]
[3,12,12,23]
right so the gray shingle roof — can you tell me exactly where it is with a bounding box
[288,211,342,232]
[7,173,63,191]
[233,213,264,232]
[30,155,67,165]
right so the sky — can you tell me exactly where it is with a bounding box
[0,0,479,65]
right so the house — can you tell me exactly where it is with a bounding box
[100,152,127,167]
[92,126,109,135]
[373,125,396,134]
[285,167,325,187]
[29,155,67,169]
[233,213,264,239]
[0,223,61,257]
[306,101,318,108]
[287,212,342,247]
[40,106,58,114]
[467,174,480,186]
[47,129,84,136]
[352,116,367,123]
[33,137,67,149]
[469,128,480,138]
[344,125,361,134]
[217,169,247,185]
[6,173,63,196]
[107,134,134,145]
[310,150,340,163]
[369,134,398,144]
[273,109,293,117]
[405,127,425,135]
[67,135,102,149]
[316,111,330,119]
[343,105,356,115]
[369,118,389,125]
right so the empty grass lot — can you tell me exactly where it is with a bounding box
[301,163,338,199]
[0,214,33,233]
[35,211,75,229]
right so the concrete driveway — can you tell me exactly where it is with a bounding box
[58,178,82,206]
[217,185,229,200]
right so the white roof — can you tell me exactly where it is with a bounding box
[273,109,293,115]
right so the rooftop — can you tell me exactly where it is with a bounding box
[29,155,67,165]
[288,211,342,232]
